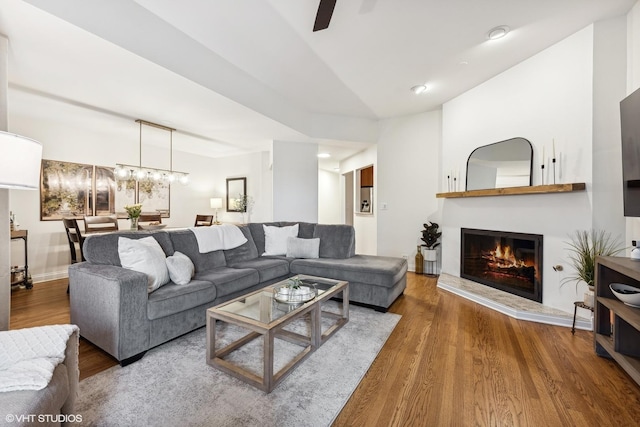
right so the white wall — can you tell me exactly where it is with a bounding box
[441,25,598,314]
[318,169,341,224]
[8,88,273,282]
[272,140,318,222]
[592,17,627,239]
[376,110,442,269]
[341,146,377,255]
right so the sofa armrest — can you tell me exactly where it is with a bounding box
[60,329,79,417]
[69,263,150,361]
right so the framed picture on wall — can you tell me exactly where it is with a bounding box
[40,159,94,220]
[93,165,117,216]
[115,176,137,218]
[137,179,170,218]
[41,159,172,220]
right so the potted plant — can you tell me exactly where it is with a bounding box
[562,230,624,305]
[420,221,441,262]
[124,203,142,230]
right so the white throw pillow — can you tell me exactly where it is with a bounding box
[263,224,299,256]
[165,251,195,285]
[118,236,170,293]
[286,237,320,259]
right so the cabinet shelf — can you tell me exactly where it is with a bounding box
[595,333,640,385]
[595,256,640,386]
[435,182,585,199]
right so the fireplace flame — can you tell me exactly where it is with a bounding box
[485,244,528,269]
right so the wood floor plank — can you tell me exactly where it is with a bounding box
[10,273,640,425]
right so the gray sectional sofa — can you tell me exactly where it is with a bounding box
[68,222,407,365]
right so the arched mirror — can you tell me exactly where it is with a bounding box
[466,138,533,191]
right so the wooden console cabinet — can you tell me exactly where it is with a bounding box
[594,256,640,386]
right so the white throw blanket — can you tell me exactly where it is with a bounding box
[189,224,248,253]
[0,324,78,392]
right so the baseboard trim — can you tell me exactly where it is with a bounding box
[32,270,68,284]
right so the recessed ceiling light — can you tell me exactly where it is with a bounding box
[411,84,428,95]
[317,153,331,158]
[487,25,510,40]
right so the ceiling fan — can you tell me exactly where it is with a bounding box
[313,0,337,32]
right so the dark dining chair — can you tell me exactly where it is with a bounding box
[138,214,162,229]
[194,214,214,227]
[62,218,85,294]
[62,218,85,264]
[83,215,119,233]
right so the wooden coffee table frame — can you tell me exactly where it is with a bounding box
[206,277,349,393]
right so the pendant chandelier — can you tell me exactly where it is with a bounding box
[114,119,189,185]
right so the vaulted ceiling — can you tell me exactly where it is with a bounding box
[1,0,636,168]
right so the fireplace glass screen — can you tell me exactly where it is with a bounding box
[461,228,543,303]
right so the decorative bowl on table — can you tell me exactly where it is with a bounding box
[274,283,317,304]
[139,223,167,230]
[609,283,640,308]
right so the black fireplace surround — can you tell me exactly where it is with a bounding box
[461,228,543,303]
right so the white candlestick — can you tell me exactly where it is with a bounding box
[553,139,556,159]
[542,146,545,166]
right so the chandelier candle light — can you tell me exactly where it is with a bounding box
[114,120,189,185]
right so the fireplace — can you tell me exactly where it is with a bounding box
[460,228,543,303]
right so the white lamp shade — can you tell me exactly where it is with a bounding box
[210,198,223,209]
[210,197,222,209]
[0,131,43,190]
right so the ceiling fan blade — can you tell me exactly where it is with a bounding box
[313,0,337,32]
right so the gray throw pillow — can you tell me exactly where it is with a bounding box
[165,251,195,285]
[286,237,320,259]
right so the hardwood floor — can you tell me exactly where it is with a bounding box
[10,274,640,426]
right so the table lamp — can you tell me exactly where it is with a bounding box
[210,197,223,225]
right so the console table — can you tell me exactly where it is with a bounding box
[10,229,31,289]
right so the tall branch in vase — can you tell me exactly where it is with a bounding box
[235,194,254,223]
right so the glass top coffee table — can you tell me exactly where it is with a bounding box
[206,275,349,393]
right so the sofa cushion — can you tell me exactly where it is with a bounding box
[147,280,216,320]
[194,267,259,298]
[290,255,407,288]
[313,224,356,259]
[286,237,320,259]
[226,258,290,283]
[248,222,316,256]
[118,236,170,293]
[168,230,227,272]
[165,251,195,285]
[223,225,259,264]
[84,231,174,266]
[263,224,299,256]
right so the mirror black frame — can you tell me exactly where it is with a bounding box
[465,137,533,191]
[226,177,247,212]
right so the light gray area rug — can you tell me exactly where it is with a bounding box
[75,304,400,427]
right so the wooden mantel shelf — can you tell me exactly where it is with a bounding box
[436,183,586,199]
